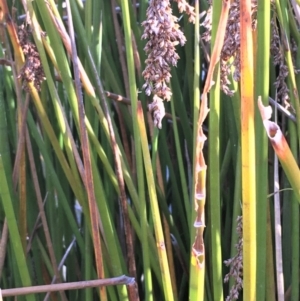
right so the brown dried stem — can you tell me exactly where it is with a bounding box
[192,0,230,267]
[66,3,107,300]
[1,276,135,297]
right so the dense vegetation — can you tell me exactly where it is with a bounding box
[0,0,299,300]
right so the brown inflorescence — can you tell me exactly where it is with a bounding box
[142,0,195,128]
[201,0,257,96]
[18,24,45,92]
[224,215,243,301]
[270,17,290,104]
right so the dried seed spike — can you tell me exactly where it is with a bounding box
[142,0,194,127]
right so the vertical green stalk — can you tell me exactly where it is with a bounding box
[255,0,270,299]
[189,0,204,300]
[209,0,223,299]
[137,103,174,301]
[192,0,201,130]
[240,0,256,299]
[265,202,276,301]
[119,1,150,300]
[139,169,152,301]
[291,188,299,301]
[288,110,299,301]
[293,7,300,299]
[119,0,143,200]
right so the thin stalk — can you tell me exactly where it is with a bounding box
[149,122,177,299]
[240,0,256,299]
[265,202,276,301]
[293,16,300,300]
[282,175,292,296]
[137,102,174,301]
[288,118,299,301]
[255,0,270,299]
[1,275,135,297]
[110,0,133,171]
[209,0,223,299]
[83,0,97,136]
[119,0,143,196]
[291,196,299,301]
[274,150,284,301]
[136,115,152,301]
[120,1,150,300]
[189,1,204,299]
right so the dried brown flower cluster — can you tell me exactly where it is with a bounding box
[18,24,45,92]
[201,0,257,96]
[270,18,289,103]
[201,7,212,42]
[142,0,195,128]
[224,216,243,301]
[173,0,196,22]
